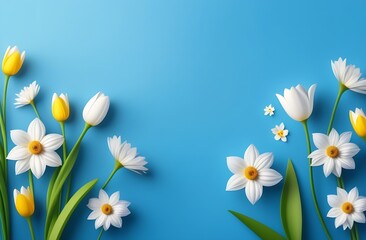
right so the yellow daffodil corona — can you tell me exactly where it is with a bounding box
[2,46,25,76]
[350,108,366,137]
[13,187,34,218]
[52,93,70,122]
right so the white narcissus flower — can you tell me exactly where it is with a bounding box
[87,189,131,231]
[264,104,275,116]
[14,81,40,108]
[7,118,64,179]
[276,84,316,122]
[327,187,366,230]
[271,122,288,142]
[108,136,148,174]
[83,92,110,126]
[331,58,366,94]
[226,144,282,205]
[308,129,360,177]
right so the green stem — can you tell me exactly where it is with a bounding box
[353,223,359,240]
[26,217,35,240]
[327,84,347,134]
[97,228,104,240]
[101,161,122,190]
[60,122,72,203]
[29,170,34,195]
[302,120,332,240]
[2,75,9,123]
[30,101,41,119]
[0,103,7,182]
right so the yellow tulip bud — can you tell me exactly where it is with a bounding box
[52,93,70,122]
[13,187,34,218]
[2,46,25,76]
[350,108,366,137]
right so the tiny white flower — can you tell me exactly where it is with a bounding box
[14,81,40,108]
[271,123,288,142]
[7,118,64,179]
[87,189,131,231]
[108,136,148,174]
[226,144,282,205]
[331,58,366,94]
[327,187,366,230]
[264,104,275,116]
[308,129,360,178]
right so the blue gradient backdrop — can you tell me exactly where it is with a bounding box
[1,0,366,239]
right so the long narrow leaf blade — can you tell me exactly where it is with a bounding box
[48,179,98,240]
[281,160,302,240]
[229,210,286,240]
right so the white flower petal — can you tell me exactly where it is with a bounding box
[244,144,258,166]
[103,218,111,231]
[98,189,109,203]
[348,187,359,202]
[108,136,121,160]
[323,159,334,177]
[15,160,30,175]
[257,169,282,187]
[354,198,366,212]
[338,132,352,145]
[338,158,355,170]
[41,134,64,150]
[336,188,349,202]
[312,133,329,149]
[328,194,342,208]
[30,154,46,179]
[328,129,340,146]
[109,191,120,205]
[352,212,365,223]
[7,146,30,161]
[245,180,263,205]
[327,208,342,218]
[42,151,62,167]
[226,174,246,191]
[335,214,347,228]
[254,152,273,170]
[10,130,30,147]
[227,157,246,174]
[95,215,107,229]
[87,198,102,210]
[339,143,360,158]
[28,118,45,141]
[87,210,101,220]
[110,215,122,228]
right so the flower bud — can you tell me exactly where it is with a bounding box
[2,46,25,76]
[13,186,34,218]
[82,92,110,126]
[52,93,70,122]
[350,108,366,137]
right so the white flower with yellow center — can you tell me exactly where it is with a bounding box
[271,122,288,142]
[7,118,64,179]
[264,104,275,116]
[308,129,360,177]
[14,81,40,108]
[87,189,131,230]
[331,58,366,94]
[108,136,148,174]
[226,144,282,205]
[327,187,366,230]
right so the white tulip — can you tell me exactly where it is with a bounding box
[83,92,110,126]
[276,84,316,122]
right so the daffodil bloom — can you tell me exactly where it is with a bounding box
[264,104,275,116]
[108,136,148,174]
[271,122,288,142]
[226,144,282,205]
[327,187,366,230]
[14,81,40,108]
[13,186,34,217]
[350,108,366,138]
[332,58,366,94]
[83,92,110,126]
[2,46,25,76]
[276,84,316,122]
[52,93,69,122]
[87,189,131,230]
[308,129,359,177]
[7,118,64,179]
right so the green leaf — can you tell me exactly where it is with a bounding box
[281,160,302,240]
[229,210,286,240]
[48,179,98,240]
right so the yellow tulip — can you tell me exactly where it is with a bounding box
[52,93,70,122]
[2,46,25,76]
[350,108,366,137]
[13,186,34,218]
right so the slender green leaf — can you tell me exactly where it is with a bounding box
[229,210,286,240]
[48,179,98,240]
[281,160,302,240]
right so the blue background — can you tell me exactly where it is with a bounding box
[1,0,366,239]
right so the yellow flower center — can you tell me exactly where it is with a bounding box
[101,204,113,215]
[28,141,43,154]
[244,166,258,180]
[326,146,339,158]
[277,130,284,137]
[341,202,354,214]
